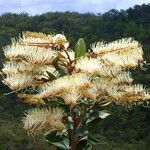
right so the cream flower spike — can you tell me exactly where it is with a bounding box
[2,72,35,90]
[75,57,102,74]
[91,38,140,54]
[22,108,48,133]
[39,73,91,99]
[60,88,81,106]
[18,94,45,106]
[38,82,55,98]
[23,31,49,38]
[22,107,65,133]
[112,71,133,84]
[52,34,67,45]
[2,61,41,74]
[81,84,99,100]
[2,61,20,74]
[2,61,59,81]
[101,48,143,68]
[39,75,74,98]
[47,108,66,131]
[20,31,53,44]
[109,84,150,106]
[72,73,91,89]
[3,44,57,65]
[97,64,122,78]
[125,84,149,95]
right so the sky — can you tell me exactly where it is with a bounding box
[0,0,149,15]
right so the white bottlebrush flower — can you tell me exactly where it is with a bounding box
[2,61,43,74]
[109,84,150,105]
[22,108,48,132]
[111,71,133,84]
[75,57,102,74]
[38,83,55,98]
[60,88,81,106]
[94,77,119,97]
[52,34,67,45]
[39,73,91,99]
[17,94,45,105]
[22,107,65,133]
[97,63,122,78]
[124,84,149,95]
[2,62,59,88]
[20,31,53,44]
[46,107,66,131]
[91,38,140,54]
[2,61,20,74]
[39,75,73,98]
[81,84,99,100]
[53,76,73,91]
[3,44,57,65]
[25,47,57,65]
[100,47,143,68]
[72,73,91,89]
[2,72,36,90]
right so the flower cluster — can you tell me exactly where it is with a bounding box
[2,32,68,90]
[22,107,65,133]
[1,32,150,134]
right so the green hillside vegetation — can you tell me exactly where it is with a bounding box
[0,3,150,150]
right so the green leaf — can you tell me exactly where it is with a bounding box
[46,71,57,80]
[76,140,93,150]
[45,131,69,150]
[101,102,111,107]
[52,57,67,76]
[86,110,110,124]
[75,38,86,59]
[75,125,88,138]
[88,134,106,145]
[98,110,110,119]
[87,110,110,134]
[82,143,92,150]
[87,118,102,134]
[76,139,87,150]
[66,116,73,129]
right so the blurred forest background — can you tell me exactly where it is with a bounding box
[0,3,150,150]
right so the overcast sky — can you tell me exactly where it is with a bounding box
[0,0,149,15]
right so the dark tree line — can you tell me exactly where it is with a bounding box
[0,3,150,150]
